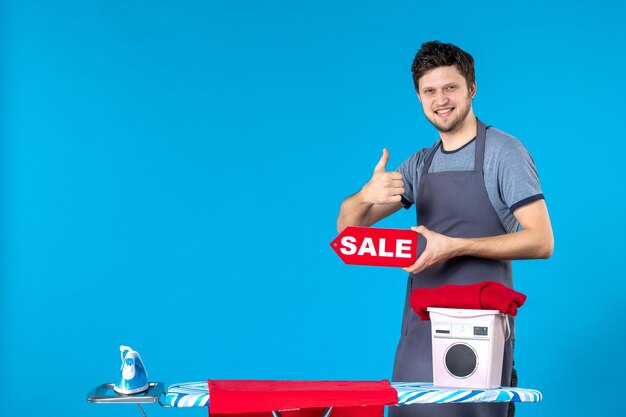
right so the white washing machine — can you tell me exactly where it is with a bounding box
[428,307,508,389]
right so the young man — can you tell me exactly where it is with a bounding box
[336,41,554,417]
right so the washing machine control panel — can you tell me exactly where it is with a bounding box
[433,322,490,340]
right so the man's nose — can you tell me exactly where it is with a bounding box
[434,90,448,105]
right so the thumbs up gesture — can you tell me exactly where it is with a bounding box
[361,148,405,205]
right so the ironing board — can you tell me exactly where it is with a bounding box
[88,381,542,408]
[161,381,541,408]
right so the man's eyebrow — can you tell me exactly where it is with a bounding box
[422,82,459,91]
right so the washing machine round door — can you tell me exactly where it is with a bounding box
[444,343,478,378]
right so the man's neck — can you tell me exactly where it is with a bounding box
[439,113,478,152]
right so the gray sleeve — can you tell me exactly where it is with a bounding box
[396,150,426,209]
[496,138,544,213]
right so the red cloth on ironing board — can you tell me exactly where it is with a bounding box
[207,380,398,417]
[410,280,527,320]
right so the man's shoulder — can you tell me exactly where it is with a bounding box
[485,126,530,157]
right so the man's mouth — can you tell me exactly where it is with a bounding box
[434,107,454,117]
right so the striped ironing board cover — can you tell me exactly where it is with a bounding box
[160,381,542,408]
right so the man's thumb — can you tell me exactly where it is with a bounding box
[374,148,389,173]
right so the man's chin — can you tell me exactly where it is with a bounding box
[429,117,459,133]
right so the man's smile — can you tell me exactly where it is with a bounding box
[434,107,455,117]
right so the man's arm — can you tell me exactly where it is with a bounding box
[403,199,554,274]
[337,148,405,233]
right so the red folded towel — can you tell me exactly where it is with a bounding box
[207,380,398,417]
[410,280,527,320]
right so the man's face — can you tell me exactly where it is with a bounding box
[417,65,476,134]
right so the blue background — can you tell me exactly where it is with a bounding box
[1,1,624,416]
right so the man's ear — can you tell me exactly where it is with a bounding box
[416,90,421,103]
[470,82,477,99]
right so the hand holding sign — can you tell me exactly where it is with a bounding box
[361,149,405,205]
[402,225,457,274]
[330,226,425,267]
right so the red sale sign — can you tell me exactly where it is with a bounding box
[330,226,419,267]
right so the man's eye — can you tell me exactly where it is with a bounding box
[446,85,456,90]
[424,89,434,94]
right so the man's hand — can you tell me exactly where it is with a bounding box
[361,148,405,204]
[402,225,460,274]
[336,148,406,232]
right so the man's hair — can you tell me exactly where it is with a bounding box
[411,41,475,91]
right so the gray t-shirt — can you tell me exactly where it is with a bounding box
[396,127,544,234]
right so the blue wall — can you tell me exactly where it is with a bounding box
[1,1,624,416]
